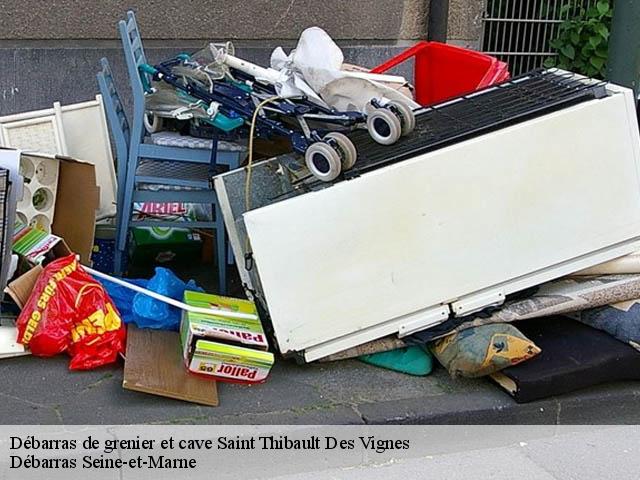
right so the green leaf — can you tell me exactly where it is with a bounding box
[560,4,572,15]
[596,24,609,39]
[589,35,602,48]
[561,44,576,60]
[570,31,581,44]
[590,56,605,70]
[543,57,556,68]
[597,0,609,15]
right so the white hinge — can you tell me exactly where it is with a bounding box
[451,289,505,317]
[398,305,451,337]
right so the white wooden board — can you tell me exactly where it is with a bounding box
[0,96,117,219]
[244,90,640,360]
[0,326,28,359]
[58,97,117,219]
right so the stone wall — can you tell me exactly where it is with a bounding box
[0,0,434,115]
[447,0,486,49]
[0,1,488,116]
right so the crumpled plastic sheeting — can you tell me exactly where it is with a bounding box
[271,27,420,113]
[101,267,203,331]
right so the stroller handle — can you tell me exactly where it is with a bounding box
[140,63,158,76]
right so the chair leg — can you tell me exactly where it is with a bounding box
[227,235,234,266]
[115,153,139,273]
[215,202,226,295]
[225,152,241,267]
[113,248,124,276]
[112,165,128,275]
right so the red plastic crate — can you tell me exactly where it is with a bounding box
[372,41,510,106]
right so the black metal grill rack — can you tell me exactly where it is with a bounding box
[0,168,11,298]
[343,69,607,178]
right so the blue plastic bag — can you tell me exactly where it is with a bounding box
[100,267,202,331]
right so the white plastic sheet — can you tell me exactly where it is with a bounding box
[271,27,420,113]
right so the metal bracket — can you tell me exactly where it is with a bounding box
[297,115,312,139]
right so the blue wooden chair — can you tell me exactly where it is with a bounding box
[97,56,238,293]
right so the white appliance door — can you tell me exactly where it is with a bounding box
[244,92,640,359]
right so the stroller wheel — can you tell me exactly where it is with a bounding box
[305,141,342,182]
[324,132,357,170]
[367,108,402,145]
[144,113,163,133]
[389,100,416,136]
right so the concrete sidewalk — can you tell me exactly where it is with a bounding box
[1,352,639,425]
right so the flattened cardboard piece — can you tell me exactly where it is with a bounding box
[51,156,100,264]
[4,264,43,309]
[123,325,218,407]
[4,241,70,308]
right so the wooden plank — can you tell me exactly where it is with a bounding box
[123,325,218,407]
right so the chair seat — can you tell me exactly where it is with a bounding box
[135,159,216,189]
[150,131,246,152]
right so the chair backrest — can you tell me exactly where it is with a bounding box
[118,10,148,143]
[96,57,130,172]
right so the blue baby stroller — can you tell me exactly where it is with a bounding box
[140,44,416,182]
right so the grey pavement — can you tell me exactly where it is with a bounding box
[0,350,639,424]
[2,425,636,480]
[267,426,640,480]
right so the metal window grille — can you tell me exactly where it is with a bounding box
[481,0,599,76]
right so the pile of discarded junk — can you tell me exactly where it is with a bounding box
[1,10,640,407]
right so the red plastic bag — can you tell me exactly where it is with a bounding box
[16,255,126,370]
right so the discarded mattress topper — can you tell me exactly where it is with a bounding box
[491,317,640,403]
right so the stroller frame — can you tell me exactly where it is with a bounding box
[141,50,415,182]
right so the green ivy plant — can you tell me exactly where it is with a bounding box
[544,0,612,78]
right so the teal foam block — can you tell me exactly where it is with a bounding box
[359,346,434,376]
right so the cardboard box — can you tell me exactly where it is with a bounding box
[180,291,274,384]
[2,148,99,307]
[129,202,204,265]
